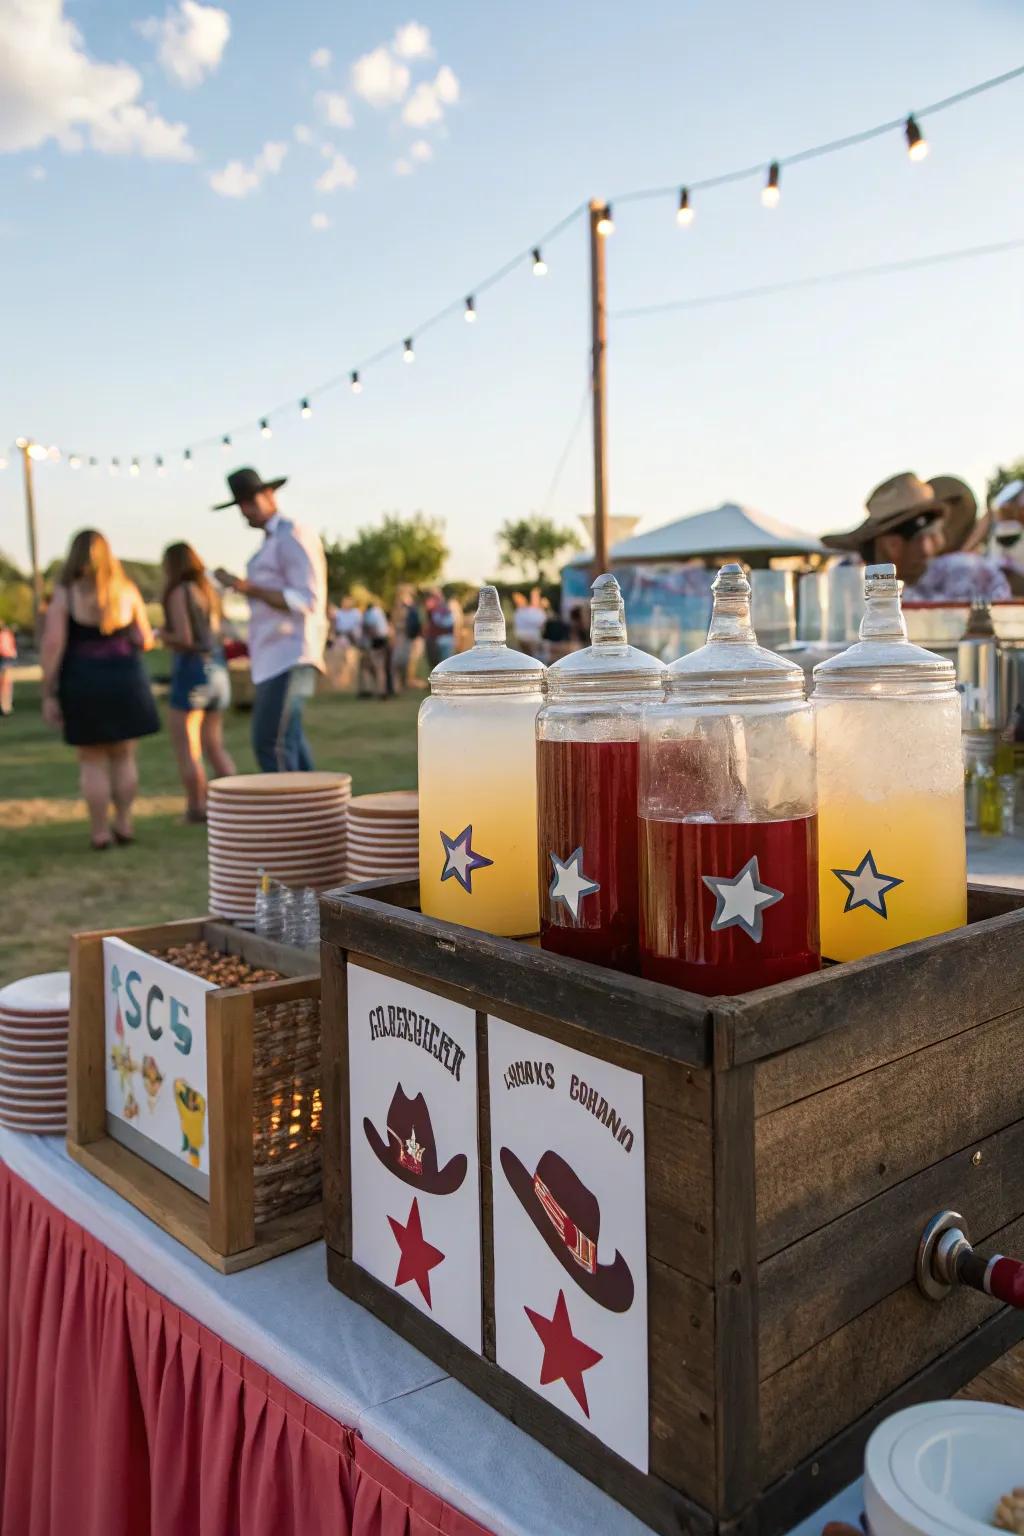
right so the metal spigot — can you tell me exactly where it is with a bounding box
[917,1209,1024,1308]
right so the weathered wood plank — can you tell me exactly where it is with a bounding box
[319,939,349,1257]
[206,988,255,1255]
[756,1011,1024,1257]
[202,921,317,978]
[727,901,1024,1066]
[68,931,106,1145]
[760,1118,1024,1377]
[759,1210,1024,1481]
[322,890,713,1067]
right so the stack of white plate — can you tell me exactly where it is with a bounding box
[346,791,418,884]
[207,771,352,925]
[0,971,70,1133]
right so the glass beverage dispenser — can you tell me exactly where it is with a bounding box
[813,563,967,962]
[418,587,545,937]
[639,564,820,995]
[536,573,665,971]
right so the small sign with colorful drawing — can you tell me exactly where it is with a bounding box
[103,937,215,1195]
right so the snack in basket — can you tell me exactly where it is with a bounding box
[174,1078,206,1167]
[994,1488,1024,1533]
[149,940,280,988]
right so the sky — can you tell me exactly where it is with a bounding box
[1,0,1023,582]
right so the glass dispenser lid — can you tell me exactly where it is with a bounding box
[666,563,805,704]
[547,573,665,696]
[812,564,955,694]
[428,585,546,694]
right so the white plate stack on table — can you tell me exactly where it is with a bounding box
[0,971,70,1133]
[345,791,418,885]
[207,771,351,927]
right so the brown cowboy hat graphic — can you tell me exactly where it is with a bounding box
[364,1085,467,1196]
[500,1146,634,1313]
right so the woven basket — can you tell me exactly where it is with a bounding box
[251,993,322,1224]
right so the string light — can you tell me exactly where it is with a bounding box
[89,457,98,470]
[464,295,476,323]
[403,337,415,363]
[15,437,27,449]
[0,457,7,471]
[110,458,120,476]
[47,445,60,461]
[350,370,362,393]
[762,162,781,208]
[905,114,928,161]
[532,247,547,276]
[260,418,272,438]
[596,203,614,236]
[300,398,312,418]
[129,457,140,477]
[222,434,232,451]
[676,187,694,227]
[69,454,82,469]
[156,455,166,476]
[28,443,47,461]
[184,448,192,468]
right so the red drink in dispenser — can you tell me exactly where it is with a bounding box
[639,564,820,997]
[537,575,665,973]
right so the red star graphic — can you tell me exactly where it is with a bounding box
[524,1289,603,1418]
[388,1197,445,1308]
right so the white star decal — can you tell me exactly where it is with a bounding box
[832,850,902,919]
[702,855,783,944]
[548,847,601,922]
[439,824,493,894]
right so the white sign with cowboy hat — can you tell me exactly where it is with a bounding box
[347,962,482,1352]
[488,1013,648,1471]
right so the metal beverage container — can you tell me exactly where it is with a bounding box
[957,601,1002,733]
[418,587,546,937]
[812,563,967,962]
[638,564,820,997]
[536,573,665,972]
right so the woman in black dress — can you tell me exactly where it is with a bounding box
[40,529,160,849]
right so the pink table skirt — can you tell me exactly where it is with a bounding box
[0,1163,491,1536]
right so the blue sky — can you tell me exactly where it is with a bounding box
[2,0,1023,580]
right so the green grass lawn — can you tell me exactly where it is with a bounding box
[0,670,419,985]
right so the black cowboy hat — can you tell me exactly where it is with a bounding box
[212,466,288,510]
[500,1146,634,1313]
[364,1085,467,1196]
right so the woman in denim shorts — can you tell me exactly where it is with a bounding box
[160,543,236,821]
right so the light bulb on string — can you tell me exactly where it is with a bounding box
[88,457,98,470]
[28,443,47,461]
[221,434,231,451]
[464,295,476,323]
[905,114,928,161]
[183,449,192,469]
[69,454,82,470]
[260,418,272,438]
[676,187,694,227]
[595,203,614,236]
[761,162,781,208]
[129,458,140,477]
[403,337,415,364]
[532,247,547,276]
[0,457,7,471]
[110,458,120,476]
[47,445,60,461]
[350,370,362,394]
[300,398,312,418]
[156,456,166,476]
[15,437,27,449]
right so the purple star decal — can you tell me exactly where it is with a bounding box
[439,825,493,894]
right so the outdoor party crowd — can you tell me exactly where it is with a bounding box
[4,459,1023,853]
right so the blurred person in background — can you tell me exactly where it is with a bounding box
[424,587,456,663]
[212,467,327,771]
[540,598,573,663]
[326,594,362,690]
[0,622,16,716]
[358,596,391,698]
[40,529,159,850]
[568,604,589,647]
[512,586,546,656]
[160,542,236,823]
[390,584,425,691]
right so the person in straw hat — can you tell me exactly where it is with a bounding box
[212,467,327,771]
[824,472,1010,603]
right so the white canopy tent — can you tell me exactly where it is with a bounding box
[568,502,828,567]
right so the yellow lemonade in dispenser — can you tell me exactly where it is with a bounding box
[418,588,545,937]
[813,567,966,962]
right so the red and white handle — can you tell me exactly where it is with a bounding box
[917,1210,1024,1307]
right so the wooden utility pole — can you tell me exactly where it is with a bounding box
[588,198,609,579]
[20,440,44,625]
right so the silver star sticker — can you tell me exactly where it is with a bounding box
[548,847,601,922]
[832,850,902,918]
[702,854,783,943]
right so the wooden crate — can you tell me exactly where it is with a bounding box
[321,878,1024,1536]
[69,916,323,1273]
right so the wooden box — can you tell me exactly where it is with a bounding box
[69,916,323,1273]
[321,879,1024,1536]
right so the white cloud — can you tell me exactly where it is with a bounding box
[394,157,412,176]
[209,138,288,198]
[310,211,331,230]
[401,65,460,127]
[309,46,332,70]
[435,64,459,105]
[315,150,357,192]
[28,163,46,180]
[319,141,336,158]
[392,21,432,59]
[137,0,230,89]
[0,0,195,160]
[351,46,409,106]
[410,138,432,162]
[315,90,353,129]
[293,122,313,145]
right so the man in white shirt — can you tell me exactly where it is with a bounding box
[213,467,327,771]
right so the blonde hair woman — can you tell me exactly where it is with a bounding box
[160,541,235,822]
[40,529,160,849]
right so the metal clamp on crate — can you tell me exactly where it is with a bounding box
[917,1209,1024,1307]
